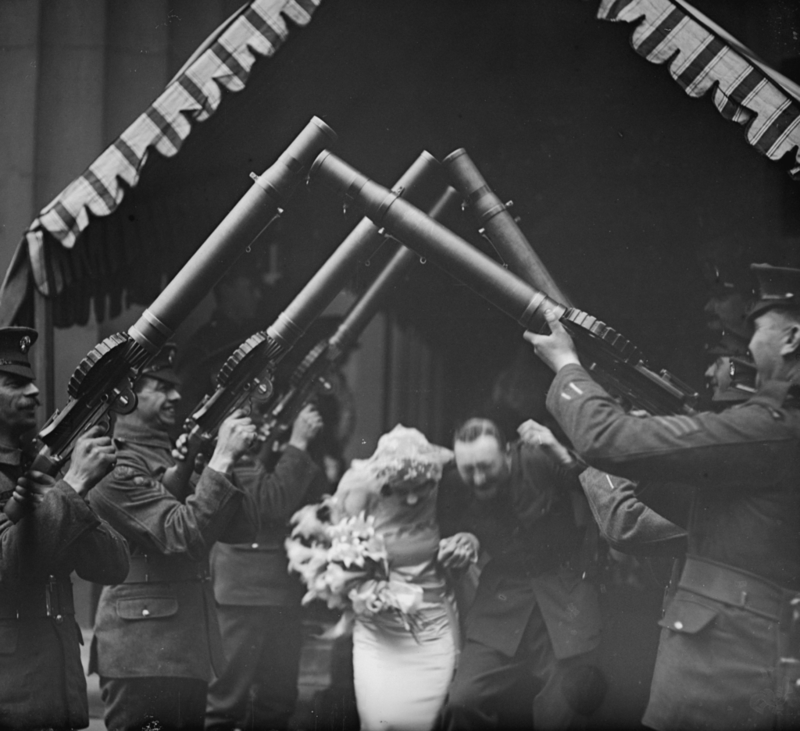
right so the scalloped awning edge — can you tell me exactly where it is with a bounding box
[598,0,800,179]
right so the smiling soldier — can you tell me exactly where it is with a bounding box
[88,343,258,731]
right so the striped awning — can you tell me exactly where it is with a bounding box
[598,0,800,179]
[0,0,321,326]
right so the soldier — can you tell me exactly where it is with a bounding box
[519,313,756,561]
[435,417,604,730]
[204,402,329,731]
[88,344,258,731]
[525,263,800,729]
[0,326,129,730]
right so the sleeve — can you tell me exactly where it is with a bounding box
[88,451,245,562]
[547,364,796,486]
[0,481,127,584]
[218,446,328,541]
[514,444,575,531]
[248,445,328,522]
[68,517,130,585]
[579,467,687,557]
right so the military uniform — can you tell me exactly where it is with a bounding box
[578,468,688,558]
[436,442,603,729]
[0,464,129,730]
[0,327,130,730]
[205,445,328,731]
[88,416,256,730]
[548,363,800,730]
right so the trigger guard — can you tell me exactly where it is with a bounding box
[94,414,112,437]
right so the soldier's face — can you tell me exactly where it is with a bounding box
[749,310,800,386]
[454,435,510,502]
[0,373,39,437]
[136,377,181,430]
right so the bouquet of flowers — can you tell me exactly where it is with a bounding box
[285,496,424,632]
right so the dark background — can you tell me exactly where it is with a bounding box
[73,0,800,435]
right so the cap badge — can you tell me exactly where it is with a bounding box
[19,336,31,354]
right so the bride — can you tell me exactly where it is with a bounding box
[334,425,479,731]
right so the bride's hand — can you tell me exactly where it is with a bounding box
[437,533,479,571]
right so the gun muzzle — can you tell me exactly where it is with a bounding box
[444,148,572,305]
[129,116,337,353]
[267,150,444,352]
[310,152,564,332]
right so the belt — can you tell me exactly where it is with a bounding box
[0,575,75,622]
[124,554,209,584]
[678,555,788,621]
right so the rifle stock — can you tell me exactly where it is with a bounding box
[310,151,699,417]
[5,117,336,522]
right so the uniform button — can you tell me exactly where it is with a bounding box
[498,593,507,601]
[142,609,150,617]
[251,543,259,549]
[673,621,683,630]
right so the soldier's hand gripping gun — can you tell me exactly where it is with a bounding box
[4,116,336,523]
[310,152,700,417]
[259,186,462,455]
[163,152,447,496]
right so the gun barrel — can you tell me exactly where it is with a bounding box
[329,186,462,354]
[310,151,563,332]
[267,150,443,351]
[129,116,337,353]
[310,152,699,416]
[444,148,572,306]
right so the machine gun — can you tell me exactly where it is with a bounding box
[257,185,462,455]
[162,152,447,495]
[445,150,758,404]
[4,116,336,522]
[444,148,573,305]
[309,151,700,417]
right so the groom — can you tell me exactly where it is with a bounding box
[436,417,605,729]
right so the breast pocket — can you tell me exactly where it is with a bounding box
[658,592,719,636]
[116,591,178,622]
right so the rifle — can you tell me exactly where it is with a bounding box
[309,151,700,417]
[162,152,446,495]
[257,186,462,454]
[4,116,336,522]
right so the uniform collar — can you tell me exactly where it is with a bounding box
[750,379,798,409]
[113,419,173,450]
